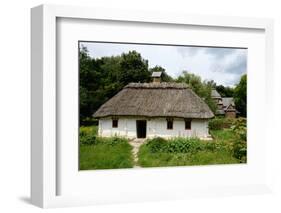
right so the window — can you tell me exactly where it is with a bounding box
[112,119,118,128]
[185,119,191,130]
[167,119,173,130]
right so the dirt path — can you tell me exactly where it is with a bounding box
[128,138,145,167]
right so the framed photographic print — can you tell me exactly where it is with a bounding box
[31,4,274,208]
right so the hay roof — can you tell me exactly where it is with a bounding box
[211,89,221,99]
[93,82,214,119]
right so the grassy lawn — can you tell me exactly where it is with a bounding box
[79,142,134,170]
[79,125,134,170]
[138,147,239,167]
[138,129,242,168]
[210,129,238,142]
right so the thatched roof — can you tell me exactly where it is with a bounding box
[93,82,214,119]
[211,89,221,99]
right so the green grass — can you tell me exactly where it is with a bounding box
[138,143,239,168]
[210,129,238,142]
[79,140,134,170]
[79,125,98,136]
[137,130,242,168]
[79,126,134,170]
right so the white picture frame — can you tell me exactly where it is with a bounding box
[31,4,274,208]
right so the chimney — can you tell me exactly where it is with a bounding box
[152,71,162,83]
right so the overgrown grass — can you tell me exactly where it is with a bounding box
[138,146,239,167]
[80,125,98,137]
[138,131,242,168]
[79,141,134,170]
[208,117,234,130]
[211,129,238,142]
[79,125,134,170]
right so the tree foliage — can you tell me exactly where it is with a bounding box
[216,85,234,97]
[149,65,174,82]
[176,71,217,113]
[234,74,247,117]
[79,46,172,123]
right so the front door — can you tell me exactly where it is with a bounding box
[136,120,147,138]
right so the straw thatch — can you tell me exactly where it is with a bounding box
[211,89,221,99]
[93,82,214,119]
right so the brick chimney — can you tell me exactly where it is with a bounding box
[152,71,162,83]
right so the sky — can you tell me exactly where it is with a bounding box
[80,42,247,87]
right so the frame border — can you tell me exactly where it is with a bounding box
[31,4,274,208]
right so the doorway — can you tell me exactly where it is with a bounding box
[136,120,147,138]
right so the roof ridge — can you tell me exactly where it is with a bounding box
[125,82,189,89]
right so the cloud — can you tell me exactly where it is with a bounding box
[204,48,238,59]
[224,54,247,75]
[210,49,247,74]
[177,46,201,57]
[81,42,247,87]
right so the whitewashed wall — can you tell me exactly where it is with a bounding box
[98,117,210,139]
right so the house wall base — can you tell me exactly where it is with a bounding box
[98,117,210,139]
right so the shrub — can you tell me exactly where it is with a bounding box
[231,118,247,141]
[146,137,204,154]
[230,118,247,162]
[166,138,203,154]
[208,118,233,130]
[79,126,98,145]
[80,134,97,145]
[232,140,247,162]
[80,126,98,137]
[146,137,167,153]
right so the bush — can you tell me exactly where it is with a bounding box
[146,137,204,154]
[80,134,97,145]
[230,118,247,162]
[146,137,167,153]
[232,140,247,162]
[166,138,203,154]
[208,118,233,130]
[80,126,98,137]
[231,118,247,141]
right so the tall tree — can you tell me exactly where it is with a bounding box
[119,51,150,84]
[216,85,234,97]
[176,71,217,113]
[79,46,99,121]
[149,66,173,82]
[79,48,153,123]
[234,74,247,117]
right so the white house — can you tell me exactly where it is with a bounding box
[93,73,214,139]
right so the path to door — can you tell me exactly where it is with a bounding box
[128,138,146,168]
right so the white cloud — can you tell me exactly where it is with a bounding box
[80,42,247,87]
